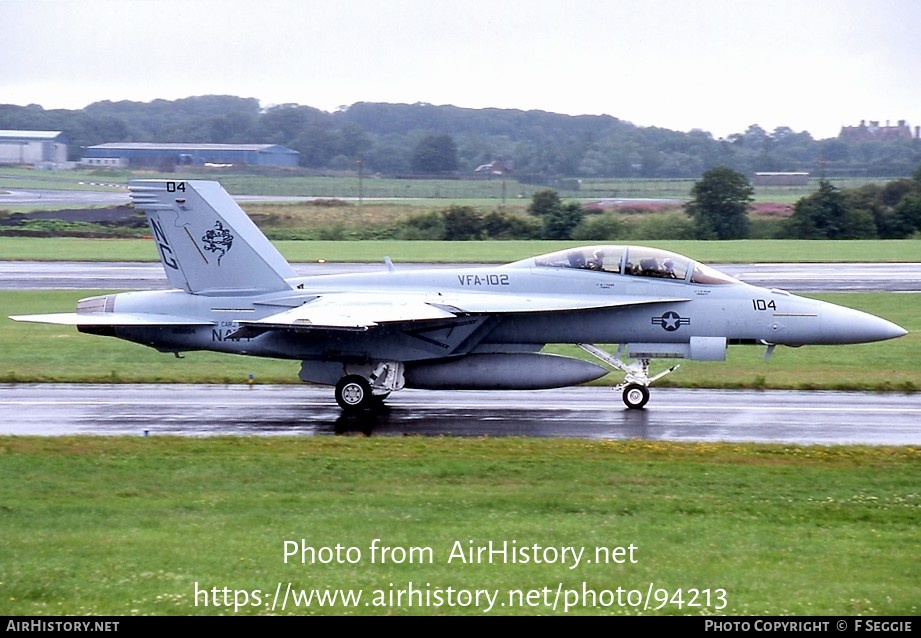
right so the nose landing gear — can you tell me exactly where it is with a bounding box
[578,343,680,409]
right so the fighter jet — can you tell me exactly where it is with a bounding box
[11,179,907,411]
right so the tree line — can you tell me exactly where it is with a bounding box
[685,165,921,240]
[412,165,921,242]
[2,95,920,178]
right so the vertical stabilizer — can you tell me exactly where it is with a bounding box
[129,180,296,295]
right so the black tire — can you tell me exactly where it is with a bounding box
[622,383,650,409]
[335,375,373,411]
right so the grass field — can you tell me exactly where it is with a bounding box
[0,166,895,201]
[1,236,919,263]
[0,436,918,616]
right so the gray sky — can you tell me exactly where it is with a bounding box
[2,0,920,140]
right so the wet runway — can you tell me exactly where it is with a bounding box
[0,187,377,207]
[1,384,918,445]
[3,261,921,292]
[0,188,129,206]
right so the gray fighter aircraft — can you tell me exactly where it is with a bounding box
[11,179,907,411]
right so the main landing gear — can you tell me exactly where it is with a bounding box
[333,363,403,412]
[578,344,679,410]
[335,375,373,411]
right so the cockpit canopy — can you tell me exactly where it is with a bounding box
[514,245,740,285]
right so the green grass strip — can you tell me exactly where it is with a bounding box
[1,237,920,263]
[0,436,917,615]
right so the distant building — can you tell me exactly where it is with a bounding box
[753,172,810,186]
[81,143,299,168]
[0,130,69,167]
[838,120,917,142]
[474,159,514,176]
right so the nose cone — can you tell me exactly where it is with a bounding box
[821,304,908,344]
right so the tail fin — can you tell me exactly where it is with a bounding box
[130,180,296,295]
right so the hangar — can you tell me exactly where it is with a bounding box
[81,143,299,168]
[0,130,69,167]
[753,172,810,186]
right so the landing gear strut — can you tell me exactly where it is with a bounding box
[579,344,679,409]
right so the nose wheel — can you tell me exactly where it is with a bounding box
[622,383,650,409]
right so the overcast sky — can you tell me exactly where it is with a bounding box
[2,0,920,140]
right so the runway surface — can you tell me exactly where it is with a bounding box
[3,261,921,292]
[1,384,918,445]
[0,187,382,206]
[0,188,129,206]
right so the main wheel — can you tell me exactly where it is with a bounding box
[335,375,373,411]
[622,383,650,409]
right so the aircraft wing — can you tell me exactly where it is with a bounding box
[239,291,690,332]
[431,291,690,314]
[9,313,213,326]
[246,294,458,330]
[12,291,689,331]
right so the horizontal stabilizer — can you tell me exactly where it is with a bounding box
[10,313,212,327]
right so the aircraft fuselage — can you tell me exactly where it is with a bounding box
[91,259,903,362]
